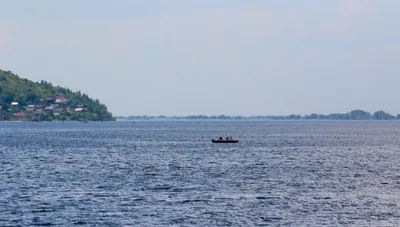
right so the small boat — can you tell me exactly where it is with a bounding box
[212,139,239,143]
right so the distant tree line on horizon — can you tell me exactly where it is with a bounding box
[117,110,400,120]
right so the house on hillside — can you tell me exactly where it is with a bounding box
[55,97,69,104]
[13,112,25,120]
[74,104,87,112]
[55,94,69,104]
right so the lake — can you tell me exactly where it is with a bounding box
[1,120,400,226]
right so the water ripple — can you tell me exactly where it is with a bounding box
[1,121,400,226]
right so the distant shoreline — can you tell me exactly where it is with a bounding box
[116,110,400,121]
[115,118,400,121]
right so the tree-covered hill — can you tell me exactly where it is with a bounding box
[0,69,115,121]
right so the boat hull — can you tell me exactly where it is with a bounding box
[212,139,239,143]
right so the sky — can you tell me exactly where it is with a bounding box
[1,0,400,116]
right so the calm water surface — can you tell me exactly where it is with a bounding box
[1,120,400,226]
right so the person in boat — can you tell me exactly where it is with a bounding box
[226,136,230,141]
[229,136,233,141]
[218,137,223,141]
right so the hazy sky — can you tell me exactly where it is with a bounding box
[1,1,399,116]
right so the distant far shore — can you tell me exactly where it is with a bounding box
[116,110,400,121]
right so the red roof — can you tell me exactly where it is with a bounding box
[13,112,25,117]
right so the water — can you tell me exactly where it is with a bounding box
[1,120,400,226]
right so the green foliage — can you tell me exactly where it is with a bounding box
[372,110,395,120]
[348,110,372,120]
[0,69,115,121]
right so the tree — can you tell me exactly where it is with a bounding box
[372,111,395,120]
[305,113,318,119]
[349,110,371,120]
[2,91,14,103]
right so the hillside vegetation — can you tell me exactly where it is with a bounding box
[0,69,115,121]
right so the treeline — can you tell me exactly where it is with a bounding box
[117,110,399,120]
[270,110,396,120]
[118,114,239,120]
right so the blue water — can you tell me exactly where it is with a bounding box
[1,120,400,226]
